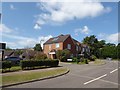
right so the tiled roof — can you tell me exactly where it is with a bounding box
[43,34,70,45]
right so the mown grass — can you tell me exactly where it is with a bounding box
[94,59,106,65]
[2,68,68,86]
[1,66,21,73]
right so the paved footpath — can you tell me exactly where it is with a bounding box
[3,60,120,88]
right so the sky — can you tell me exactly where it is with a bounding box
[0,1,119,49]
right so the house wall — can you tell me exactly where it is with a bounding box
[63,36,78,56]
[43,36,90,59]
[43,42,63,58]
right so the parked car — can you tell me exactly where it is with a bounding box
[106,57,112,61]
[4,57,23,65]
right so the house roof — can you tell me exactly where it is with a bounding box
[72,38,81,46]
[3,50,14,57]
[43,34,70,45]
[21,50,37,57]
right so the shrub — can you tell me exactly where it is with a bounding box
[35,52,47,60]
[84,59,88,64]
[20,59,59,70]
[2,61,12,69]
[56,49,71,62]
[89,55,97,61]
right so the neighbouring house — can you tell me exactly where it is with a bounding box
[43,34,90,59]
[20,50,36,59]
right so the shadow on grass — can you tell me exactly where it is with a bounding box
[1,65,63,73]
[23,66,63,71]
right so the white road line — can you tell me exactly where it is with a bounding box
[110,69,118,74]
[119,67,120,69]
[84,74,107,85]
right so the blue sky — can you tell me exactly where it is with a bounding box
[1,1,119,49]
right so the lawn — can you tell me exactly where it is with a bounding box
[93,59,106,65]
[2,67,68,86]
[1,66,21,73]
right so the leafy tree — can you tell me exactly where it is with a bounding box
[82,35,105,58]
[117,43,120,59]
[34,44,42,51]
[35,52,47,60]
[14,50,23,56]
[56,49,71,62]
[5,47,12,50]
[100,44,117,59]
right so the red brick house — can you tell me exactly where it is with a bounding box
[43,34,90,59]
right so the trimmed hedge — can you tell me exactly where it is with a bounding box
[2,61,12,69]
[20,59,59,70]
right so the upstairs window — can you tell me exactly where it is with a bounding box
[67,44,71,50]
[76,46,78,51]
[56,43,59,48]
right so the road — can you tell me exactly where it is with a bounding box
[5,60,119,88]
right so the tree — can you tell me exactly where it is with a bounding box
[5,47,12,50]
[117,43,120,59]
[56,49,71,62]
[100,44,117,59]
[34,44,42,51]
[14,50,23,56]
[35,52,47,60]
[82,35,105,58]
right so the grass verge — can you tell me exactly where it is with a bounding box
[1,66,21,73]
[2,67,68,86]
[93,59,106,65]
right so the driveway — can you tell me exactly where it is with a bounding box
[5,60,119,88]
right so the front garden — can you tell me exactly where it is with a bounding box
[2,67,68,86]
[1,59,59,73]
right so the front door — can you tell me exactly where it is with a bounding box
[52,54,56,59]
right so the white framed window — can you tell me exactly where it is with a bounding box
[76,46,78,51]
[82,48,85,52]
[56,43,59,48]
[67,44,71,49]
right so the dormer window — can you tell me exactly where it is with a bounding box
[52,37,58,41]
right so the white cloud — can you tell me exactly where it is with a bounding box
[74,26,90,35]
[10,4,16,10]
[35,0,111,28]
[1,24,53,49]
[0,24,13,33]
[38,35,53,48]
[97,32,120,44]
[3,33,53,49]
[34,23,41,30]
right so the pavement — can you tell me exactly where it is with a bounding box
[3,60,120,88]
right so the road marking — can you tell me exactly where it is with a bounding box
[110,69,118,74]
[119,67,120,69]
[84,74,107,85]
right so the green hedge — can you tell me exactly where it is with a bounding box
[20,59,59,70]
[2,61,12,69]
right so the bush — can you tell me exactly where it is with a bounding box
[35,52,47,60]
[89,55,97,61]
[56,49,71,62]
[84,59,88,64]
[20,59,59,70]
[2,61,12,69]
[72,57,80,64]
